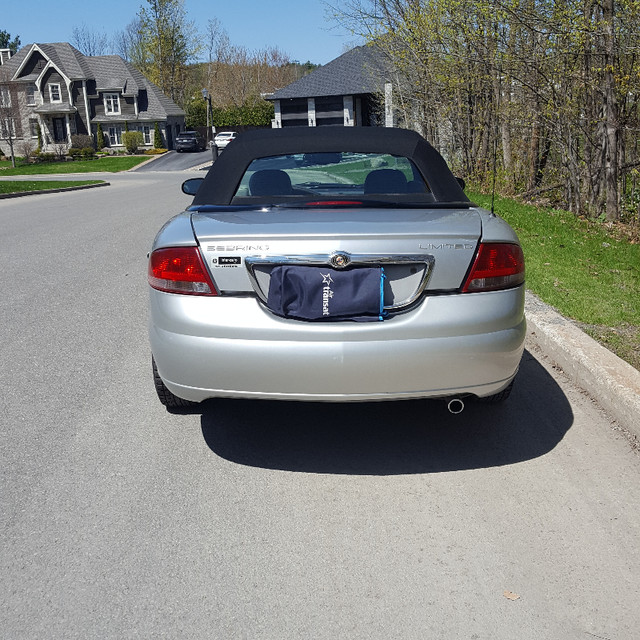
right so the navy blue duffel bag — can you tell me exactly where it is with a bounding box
[267,265,386,321]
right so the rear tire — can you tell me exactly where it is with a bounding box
[477,379,514,403]
[152,357,198,409]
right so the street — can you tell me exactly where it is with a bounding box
[1,172,639,639]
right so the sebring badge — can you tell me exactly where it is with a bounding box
[330,252,351,269]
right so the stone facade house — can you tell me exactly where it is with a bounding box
[0,42,185,153]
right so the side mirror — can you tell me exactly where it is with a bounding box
[182,177,204,196]
[456,177,466,191]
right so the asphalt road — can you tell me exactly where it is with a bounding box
[1,173,639,639]
[136,148,213,172]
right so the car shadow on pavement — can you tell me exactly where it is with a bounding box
[199,349,573,475]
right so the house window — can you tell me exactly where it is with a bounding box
[26,84,37,106]
[29,118,39,138]
[104,93,120,115]
[137,124,151,144]
[0,86,11,107]
[49,84,62,103]
[108,125,122,146]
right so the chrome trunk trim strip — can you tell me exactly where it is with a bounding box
[245,253,435,310]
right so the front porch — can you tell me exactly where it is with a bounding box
[33,103,76,151]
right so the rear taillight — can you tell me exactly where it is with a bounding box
[462,243,525,292]
[148,247,218,295]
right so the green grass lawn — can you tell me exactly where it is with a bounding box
[0,180,104,194]
[0,156,148,175]
[469,191,640,370]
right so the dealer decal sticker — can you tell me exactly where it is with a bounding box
[212,256,242,267]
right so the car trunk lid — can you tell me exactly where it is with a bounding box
[191,206,482,310]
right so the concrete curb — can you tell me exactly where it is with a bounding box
[0,181,110,199]
[525,291,640,439]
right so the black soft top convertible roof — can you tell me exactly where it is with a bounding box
[192,127,469,205]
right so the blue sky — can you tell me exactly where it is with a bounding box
[2,0,359,65]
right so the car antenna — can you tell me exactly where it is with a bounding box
[491,34,504,217]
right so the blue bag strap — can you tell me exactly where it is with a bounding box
[379,267,387,321]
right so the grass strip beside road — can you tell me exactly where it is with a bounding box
[469,191,640,370]
[0,180,105,194]
[0,156,148,175]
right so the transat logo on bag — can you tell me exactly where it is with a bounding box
[321,273,335,316]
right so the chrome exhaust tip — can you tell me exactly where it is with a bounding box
[447,398,465,414]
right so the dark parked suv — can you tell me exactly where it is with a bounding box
[175,131,206,152]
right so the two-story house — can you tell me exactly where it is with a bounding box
[0,42,185,152]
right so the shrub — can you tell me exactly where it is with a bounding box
[38,153,56,163]
[81,147,95,159]
[144,148,167,155]
[52,144,67,161]
[122,130,144,154]
[69,148,82,158]
[71,134,94,150]
[19,140,36,162]
[96,123,105,150]
[153,122,163,149]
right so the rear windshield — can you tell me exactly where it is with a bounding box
[231,152,436,205]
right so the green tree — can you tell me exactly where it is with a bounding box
[0,31,21,54]
[185,96,207,129]
[336,0,640,222]
[135,0,202,105]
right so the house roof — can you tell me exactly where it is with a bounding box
[86,55,138,93]
[34,103,77,114]
[2,43,92,81]
[38,43,93,79]
[126,64,185,118]
[2,43,185,119]
[270,45,394,100]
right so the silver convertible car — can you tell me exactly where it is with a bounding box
[148,127,525,412]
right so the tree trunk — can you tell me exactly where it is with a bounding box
[602,0,620,221]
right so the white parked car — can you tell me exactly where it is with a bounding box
[214,131,237,149]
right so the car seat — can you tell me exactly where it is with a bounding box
[249,169,293,196]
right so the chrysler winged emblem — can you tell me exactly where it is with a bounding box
[330,252,351,269]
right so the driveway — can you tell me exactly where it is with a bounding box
[136,148,214,172]
[1,172,639,640]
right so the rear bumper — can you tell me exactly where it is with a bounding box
[149,286,526,402]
